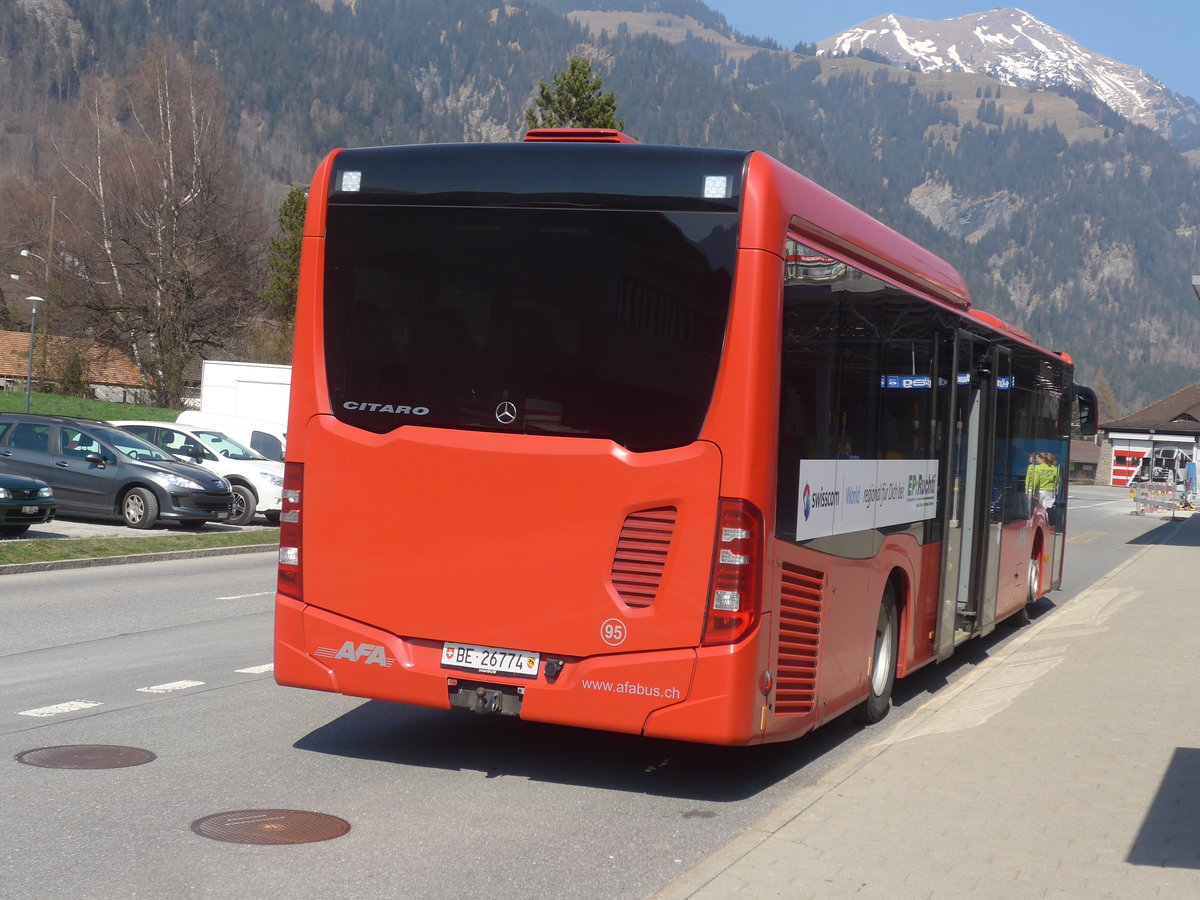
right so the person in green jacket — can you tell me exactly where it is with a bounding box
[1034,452,1060,512]
[1023,452,1039,516]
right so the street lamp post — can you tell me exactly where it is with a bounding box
[20,248,49,280]
[24,296,45,413]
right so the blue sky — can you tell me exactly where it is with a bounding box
[700,2,1200,103]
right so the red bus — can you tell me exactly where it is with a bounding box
[275,129,1097,746]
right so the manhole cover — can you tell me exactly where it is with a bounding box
[15,745,156,769]
[191,809,351,845]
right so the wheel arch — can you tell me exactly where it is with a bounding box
[884,565,912,678]
[874,536,918,678]
[225,475,259,500]
[114,479,167,515]
[1030,525,1047,599]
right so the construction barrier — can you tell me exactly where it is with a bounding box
[1131,484,1187,518]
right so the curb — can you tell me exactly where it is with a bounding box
[0,542,277,576]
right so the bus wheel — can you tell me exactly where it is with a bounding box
[1010,555,1041,627]
[857,588,898,725]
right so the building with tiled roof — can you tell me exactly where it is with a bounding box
[1101,380,1200,486]
[1068,438,1101,483]
[0,329,147,403]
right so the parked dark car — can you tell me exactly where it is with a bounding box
[0,413,235,529]
[0,469,56,537]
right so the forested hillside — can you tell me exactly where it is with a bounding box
[2,0,1198,411]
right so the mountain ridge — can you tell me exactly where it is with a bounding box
[816,7,1200,151]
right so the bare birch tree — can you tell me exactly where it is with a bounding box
[54,44,265,406]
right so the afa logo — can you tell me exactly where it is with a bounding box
[802,483,812,520]
[314,640,396,667]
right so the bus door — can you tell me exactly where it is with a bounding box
[936,334,1001,660]
[978,347,1013,637]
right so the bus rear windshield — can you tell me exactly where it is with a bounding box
[322,205,736,451]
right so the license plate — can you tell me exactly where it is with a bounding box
[22,505,39,514]
[215,511,229,520]
[442,642,539,678]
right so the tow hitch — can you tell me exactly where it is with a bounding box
[447,680,523,716]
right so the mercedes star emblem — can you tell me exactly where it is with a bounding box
[495,401,518,425]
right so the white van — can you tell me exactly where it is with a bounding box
[176,411,287,462]
[112,420,284,526]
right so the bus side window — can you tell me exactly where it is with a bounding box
[876,299,935,461]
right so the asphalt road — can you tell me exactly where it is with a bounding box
[0,486,1168,898]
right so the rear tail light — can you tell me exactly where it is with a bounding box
[702,499,764,645]
[277,462,303,600]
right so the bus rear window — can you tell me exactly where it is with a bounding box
[322,205,736,451]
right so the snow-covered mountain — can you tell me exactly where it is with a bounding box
[817,8,1199,143]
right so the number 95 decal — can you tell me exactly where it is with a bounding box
[600,618,627,646]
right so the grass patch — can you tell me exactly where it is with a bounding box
[0,528,278,566]
[0,391,180,421]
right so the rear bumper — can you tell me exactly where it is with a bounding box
[274,595,769,745]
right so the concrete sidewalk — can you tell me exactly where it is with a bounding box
[659,514,1200,899]
[22,514,277,541]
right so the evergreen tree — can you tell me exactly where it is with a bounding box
[262,186,308,324]
[525,56,625,131]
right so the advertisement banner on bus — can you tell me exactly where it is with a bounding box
[796,458,940,539]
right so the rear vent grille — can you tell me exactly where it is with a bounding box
[776,563,824,715]
[610,507,677,608]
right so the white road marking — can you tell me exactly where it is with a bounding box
[13,665,270,719]
[18,701,102,717]
[137,680,205,694]
[216,591,273,600]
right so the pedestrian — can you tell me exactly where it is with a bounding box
[1035,452,1060,521]
[1023,452,1039,516]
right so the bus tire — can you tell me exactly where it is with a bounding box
[1009,554,1041,627]
[856,587,898,725]
[1027,554,1041,605]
